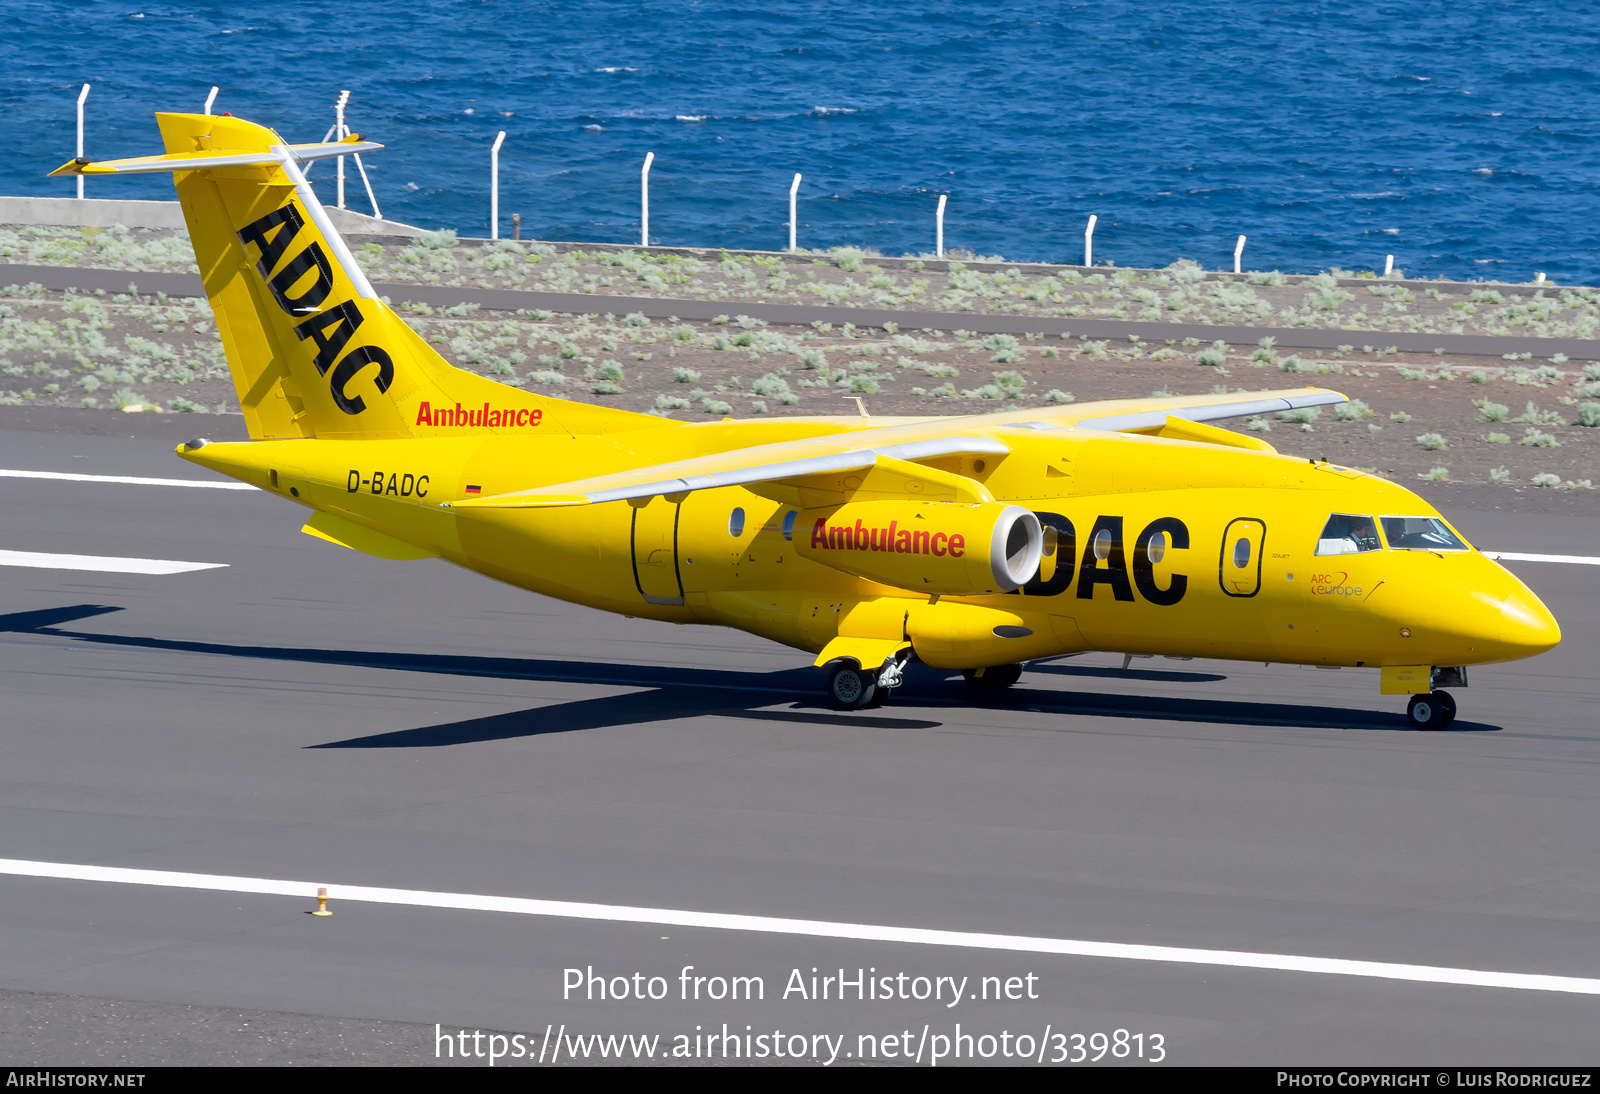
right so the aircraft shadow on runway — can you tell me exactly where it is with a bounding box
[2,603,1502,743]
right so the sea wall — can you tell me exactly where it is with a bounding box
[0,196,425,237]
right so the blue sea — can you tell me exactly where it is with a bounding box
[5,1,1599,283]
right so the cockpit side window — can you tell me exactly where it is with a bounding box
[1380,516,1468,551]
[1315,513,1382,556]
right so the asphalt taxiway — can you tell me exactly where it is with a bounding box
[0,419,1597,1066]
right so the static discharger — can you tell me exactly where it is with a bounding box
[313,886,332,916]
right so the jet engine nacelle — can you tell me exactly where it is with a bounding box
[796,501,1043,596]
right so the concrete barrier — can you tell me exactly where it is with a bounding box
[0,195,426,237]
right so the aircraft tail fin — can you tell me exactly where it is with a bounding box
[52,113,667,441]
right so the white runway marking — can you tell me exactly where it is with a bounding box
[1,857,1596,995]
[1487,551,1600,566]
[0,468,251,490]
[0,550,226,575]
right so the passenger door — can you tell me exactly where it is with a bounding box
[1219,517,1266,598]
[631,496,683,605]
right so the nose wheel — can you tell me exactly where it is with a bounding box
[1406,690,1457,731]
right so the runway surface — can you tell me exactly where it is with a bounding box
[0,421,1597,1066]
[5,261,1597,361]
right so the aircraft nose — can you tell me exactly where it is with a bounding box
[1499,586,1561,659]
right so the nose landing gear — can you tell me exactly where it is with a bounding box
[1406,690,1457,731]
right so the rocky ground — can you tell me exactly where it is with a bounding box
[1,223,1598,497]
[4,223,1597,339]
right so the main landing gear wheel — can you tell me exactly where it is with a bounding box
[963,663,1023,692]
[827,663,878,711]
[1407,690,1457,731]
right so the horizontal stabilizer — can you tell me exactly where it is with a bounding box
[50,138,382,178]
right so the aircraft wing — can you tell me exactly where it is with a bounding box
[1025,387,1347,433]
[450,434,1010,509]
[450,387,1346,510]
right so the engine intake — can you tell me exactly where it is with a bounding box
[796,501,1043,596]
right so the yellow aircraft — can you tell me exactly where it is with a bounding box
[53,112,1561,730]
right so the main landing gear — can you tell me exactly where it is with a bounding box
[826,663,878,710]
[1406,691,1457,731]
[826,654,908,711]
[826,658,1024,709]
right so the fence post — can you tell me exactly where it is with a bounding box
[641,152,654,247]
[75,84,89,200]
[1234,234,1246,274]
[335,90,350,209]
[936,194,947,258]
[204,86,219,116]
[1384,254,1394,277]
[490,131,506,240]
[1084,214,1097,267]
[788,173,801,252]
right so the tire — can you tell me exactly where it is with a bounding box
[1434,690,1457,728]
[827,664,877,710]
[963,663,1023,692]
[1407,691,1454,731]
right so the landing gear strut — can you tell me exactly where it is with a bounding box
[963,663,1022,692]
[1407,690,1457,731]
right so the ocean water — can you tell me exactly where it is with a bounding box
[4,0,1599,283]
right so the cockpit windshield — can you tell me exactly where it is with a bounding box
[1381,516,1468,551]
[1315,513,1382,555]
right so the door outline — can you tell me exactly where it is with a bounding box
[1218,517,1266,598]
[631,497,684,606]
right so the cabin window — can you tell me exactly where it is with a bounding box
[1315,514,1382,555]
[1381,516,1468,551]
[1232,537,1251,569]
[728,508,746,538]
[782,510,797,541]
[1146,531,1166,565]
[1092,527,1112,561]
